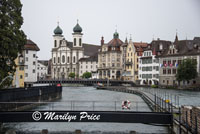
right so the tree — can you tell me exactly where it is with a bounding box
[82,72,92,79]
[68,73,75,78]
[0,0,26,88]
[176,58,197,84]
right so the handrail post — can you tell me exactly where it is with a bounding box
[179,107,182,134]
[115,101,116,111]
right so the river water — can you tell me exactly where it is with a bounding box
[137,87,200,106]
[3,86,170,134]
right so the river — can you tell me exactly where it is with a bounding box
[3,86,170,134]
[137,87,200,106]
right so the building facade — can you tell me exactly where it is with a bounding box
[138,46,159,85]
[124,40,147,83]
[121,38,128,79]
[158,36,200,86]
[37,60,48,80]
[12,54,25,88]
[51,22,100,79]
[79,55,98,78]
[98,31,124,79]
[24,40,40,87]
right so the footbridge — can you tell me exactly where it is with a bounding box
[35,79,136,86]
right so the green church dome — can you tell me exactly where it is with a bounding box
[54,25,63,35]
[113,31,119,39]
[73,22,82,33]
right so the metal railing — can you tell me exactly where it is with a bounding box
[0,101,149,112]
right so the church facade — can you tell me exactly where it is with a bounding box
[51,22,100,79]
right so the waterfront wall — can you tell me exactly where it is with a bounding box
[0,85,62,111]
[180,106,200,133]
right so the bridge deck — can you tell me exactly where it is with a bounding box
[0,111,173,125]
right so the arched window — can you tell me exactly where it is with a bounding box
[60,40,62,46]
[79,38,81,46]
[54,40,57,47]
[74,38,76,46]
[54,57,56,63]
[73,56,76,63]
[62,55,65,63]
[67,56,70,63]
[58,57,60,63]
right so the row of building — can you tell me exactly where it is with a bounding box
[12,21,200,87]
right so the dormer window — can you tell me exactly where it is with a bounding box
[159,44,163,50]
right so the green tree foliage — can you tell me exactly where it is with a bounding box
[68,73,75,78]
[176,58,197,82]
[0,0,26,88]
[82,72,92,79]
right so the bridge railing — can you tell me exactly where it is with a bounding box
[0,101,150,112]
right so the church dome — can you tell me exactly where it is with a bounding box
[54,25,63,35]
[113,31,119,39]
[73,23,82,33]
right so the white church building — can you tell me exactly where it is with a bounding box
[51,21,100,79]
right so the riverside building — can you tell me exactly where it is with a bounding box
[98,31,125,79]
[138,44,159,85]
[158,36,200,86]
[124,39,147,83]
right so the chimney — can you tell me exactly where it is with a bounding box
[152,47,156,55]
[101,36,104,46]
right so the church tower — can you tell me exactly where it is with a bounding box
[72,20,83,47]
[53,22,63,48]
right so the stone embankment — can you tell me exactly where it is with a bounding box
[0,85,62,111]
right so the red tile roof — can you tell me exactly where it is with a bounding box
[134,42,148,48]
[107,38,124,46]
[24,39,40,51]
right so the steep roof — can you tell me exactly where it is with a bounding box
[150,40,171,56]
[38,60,48,66]
[134,42,148,48]
[79,54,98,62]
[107,38,124,47]
[24,39,40,51]
[157,37,200,57]
[133,42,148,53]
[83,44,100,56]
[52,41,100,57]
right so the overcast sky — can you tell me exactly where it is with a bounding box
[21,0,200,60]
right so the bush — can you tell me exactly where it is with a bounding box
[151,85,158,88]
[68,73,75,78]
[82,72,92,79]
